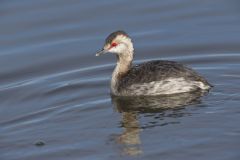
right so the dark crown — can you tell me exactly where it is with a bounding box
[105,30,129,44]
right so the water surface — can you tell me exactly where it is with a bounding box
[1,0,240,160]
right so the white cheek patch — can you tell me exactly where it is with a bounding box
[108,43,125,53]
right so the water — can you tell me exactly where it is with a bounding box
[1,0,240,159]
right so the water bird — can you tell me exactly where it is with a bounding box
[96,31,212,96]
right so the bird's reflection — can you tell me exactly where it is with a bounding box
[116,112,142,156]
[111,91,208,156]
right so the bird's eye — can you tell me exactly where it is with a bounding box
[111,42,117,47]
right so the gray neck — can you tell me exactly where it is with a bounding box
[111,51,133,95]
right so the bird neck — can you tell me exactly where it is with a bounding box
[115,55,132,74]
[111,51,133,95]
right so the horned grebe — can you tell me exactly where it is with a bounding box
[96,31,212,96]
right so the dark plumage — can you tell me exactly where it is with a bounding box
[117,60,211,93]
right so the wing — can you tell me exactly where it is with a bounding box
[118,60,210,89]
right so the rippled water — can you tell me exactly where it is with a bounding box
[1,1,240,160]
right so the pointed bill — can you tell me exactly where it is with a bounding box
[96,49,108,56]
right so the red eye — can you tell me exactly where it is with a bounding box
[111,42,117,47]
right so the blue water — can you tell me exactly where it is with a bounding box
[1,1,240,160]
